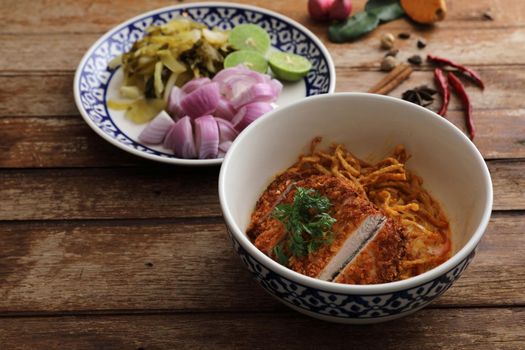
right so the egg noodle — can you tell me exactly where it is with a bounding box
[287,137,452,278]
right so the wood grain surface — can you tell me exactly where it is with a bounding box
[4,68,525,117]
[3,28,525,72]
[1,109,524,169]
[0,0,523,348]
[0,213,522,315]
[0,309,523,350]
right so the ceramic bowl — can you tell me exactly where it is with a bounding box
[218,93,493,324]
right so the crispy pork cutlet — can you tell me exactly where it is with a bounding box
[248,175,391,281]
[334,218,406,284]
[246,170,305,243]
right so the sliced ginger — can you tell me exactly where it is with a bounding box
[401,0,447,24]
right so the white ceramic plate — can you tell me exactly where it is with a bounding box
[74,2,336,166]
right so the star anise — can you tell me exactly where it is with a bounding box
[401,85,437,107]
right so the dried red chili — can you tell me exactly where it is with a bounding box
[448,72,475,140]
[428,54,485,89]
[433,68,450,117]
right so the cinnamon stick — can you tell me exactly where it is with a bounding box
[369,64,407,92]
[375,66,413,95]
[369,64,413,95]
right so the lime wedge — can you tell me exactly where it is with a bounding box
[228,24,270,54]
[268,51,312,82]
[224,50,268,73]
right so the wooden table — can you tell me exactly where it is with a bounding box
[0,0,523,348]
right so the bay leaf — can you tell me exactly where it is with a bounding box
[365,0,405,22]
[328,12,380,43]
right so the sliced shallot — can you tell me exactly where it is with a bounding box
[232,102,273,131]
[213,65,266,99]
[214,98,237,121]
[181,77,212,94]
[138,110,175,145]
[231,83,277,109]
[180,82,221,119]
[212,65,253,87]
[228,76,261,101]
[163,116,197,158]
[268,78,283,97]
[215,117,239,143]
[194,115,219,159]
[167,86,185,119]
[160,64,283,159]
[218,141,233,158]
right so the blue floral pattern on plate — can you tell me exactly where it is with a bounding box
[75,4,335,164]
[227,228,475,321]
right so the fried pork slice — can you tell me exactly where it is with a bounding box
[316,215,385,281]
[333,218,406,285]
[249,175,386,280]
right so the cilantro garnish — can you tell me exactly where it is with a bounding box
[271,187,336,266]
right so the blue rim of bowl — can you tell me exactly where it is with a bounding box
[74,2,336,166]
[219,92,493,295]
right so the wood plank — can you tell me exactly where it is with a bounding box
[490,160,525,211]
[0,213,522,314]
[0,117,144,168]
[444,212,525,306]
[2,67,524,118]
[0,167,221,220]
[0,34,92,73]
[0,308,523,350]
[1,110,523,170]
[1,0,523,35]
[3,27,525,72]
[0,220,259,313]
[0,160,521,221]
[0,73,76,117]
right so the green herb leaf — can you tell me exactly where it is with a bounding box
[271,187,337,264]
[365,0,397,9]
[273,243,289,267]
[365,0,405,22]
[329,11,380,43]
[329,1,405,43]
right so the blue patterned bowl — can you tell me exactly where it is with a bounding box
[74,2,335,166]
[219,93,493,324]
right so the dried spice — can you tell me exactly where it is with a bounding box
[369,64,413,95]
[401,85,437,107]
[380,32,396,50]
[426,54,482,139]
[381,56,398,71]
[448,72,475,140]
[385,48,399,57]
[417,38,427,49]
[433,68,450,117]
[427,54,485,89]
[408,54,423,65]
[398,32,411,39]
[482,11,494,21]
